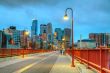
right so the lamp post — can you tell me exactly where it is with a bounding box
[22,30,29,58]
[24,31,29,49]
[62,36,65,49]
[64,8,75,67]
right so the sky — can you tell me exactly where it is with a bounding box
[0,0,110,42]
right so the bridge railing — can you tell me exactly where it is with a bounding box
[66,47,110,73]
[0,49,54,58]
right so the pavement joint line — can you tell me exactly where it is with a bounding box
[12,52,58,73]
[0,51,56,68]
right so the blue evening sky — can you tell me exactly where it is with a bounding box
[0,0,110,42]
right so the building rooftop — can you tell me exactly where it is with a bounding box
[40,24,47,26]
[78,39,96,42]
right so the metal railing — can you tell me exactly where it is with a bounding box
[66,47,110,73]
[0,49,53,58]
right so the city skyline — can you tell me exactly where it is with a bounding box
[0,1,110,73]
[0,0,110,42]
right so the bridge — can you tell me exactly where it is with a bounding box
[0,47,110,73]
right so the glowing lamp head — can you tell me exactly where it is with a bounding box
[62,38,65,41]
[54,32,57,37]
[64,14,69,20]
[25,31,29,35]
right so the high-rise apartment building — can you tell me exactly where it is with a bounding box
[89,33,110,47]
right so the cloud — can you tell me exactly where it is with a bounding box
[0,0,63,7]
[72,0,110,13]
[98,0,110,13]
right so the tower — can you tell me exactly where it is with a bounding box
[31,19,38,38]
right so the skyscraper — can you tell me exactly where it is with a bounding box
[47,23,53,43]
[40,24,47,41]
[55,28,63,41]
[20,30,30,48]
[3,26,21,48]
[31,19,38,37]
[40,24,47,35]
[64,28,71,42]
[47,23,52,34]
[0,30,3,48]
[40,24,47,49]
[63,28,71,48]
[12,30,21,47]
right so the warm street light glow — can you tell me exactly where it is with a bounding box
[54,32,57,37]
[62,38,65,41]
[62,37,65,41]
[25,31,29,36]
[64,14,69,20]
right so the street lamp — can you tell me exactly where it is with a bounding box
[24,31,30,49]
[63,8,75,67]
[25,31,29,36]
[64,14,69,20]
[62,36,65,49]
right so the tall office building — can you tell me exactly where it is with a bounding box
[63,28,71,48]
[9,26,21,48]
[40,24,47,49]
[3,26,21,48]
[31,19,38,49]
[108,34,110,46]
[1,30,7,48]
[64,28,71,42]
[40,24,47,40]
[12,30,21,47]
[47,23,53,43]
[31,19,38,37]
[89,33,110,47]
[20,30,30,48]
[55,28,63,41]
[47,23,52,34]
[0,30,3,48]
[40,24,47,34]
